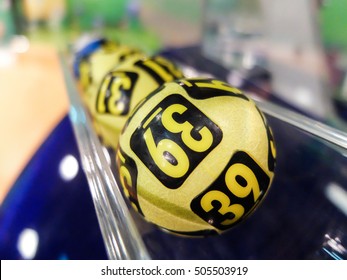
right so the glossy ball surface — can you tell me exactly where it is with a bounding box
[78,43,144,93]
[91,55,184,148]
[73,37,109,79]
[116,78,276,236]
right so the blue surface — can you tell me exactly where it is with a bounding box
[123,113,347,260]
[0,116,107,260]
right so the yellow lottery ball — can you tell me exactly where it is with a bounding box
[91,55,184,148]
[79,42,144,104]
[116,78,276,236]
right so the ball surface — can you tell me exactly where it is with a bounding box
[73,37,110,79]
[79,43,144,92]
[90,55,184,148]
[115,78,276,236]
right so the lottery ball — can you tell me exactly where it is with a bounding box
[78,43,144,94]
[73,37,109,79]
[115,78,276,236]
[91,55,184,149]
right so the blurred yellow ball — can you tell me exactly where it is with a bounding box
[78,42,144,105]
[90,55,184,148]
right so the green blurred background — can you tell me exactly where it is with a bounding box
[0,0,204,53]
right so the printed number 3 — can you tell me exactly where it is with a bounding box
[97,72,132,114]
[201,191,245,225]
[161,104,213,152]
[144,103,214,178]
[200,162,261,226]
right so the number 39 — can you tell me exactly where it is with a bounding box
[200,161,262,226]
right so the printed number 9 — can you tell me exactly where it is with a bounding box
[225,163,260,201]
[161,104,213,152]
[144,128,189,178]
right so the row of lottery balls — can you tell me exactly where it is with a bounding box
[73,37,277,236]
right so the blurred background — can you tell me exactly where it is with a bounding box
[1,0,347,260]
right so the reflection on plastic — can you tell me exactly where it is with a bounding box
[325,182,347,217]
[102,147,112,166]
[59,154,79,181]
[11,35,30,54]
[17,228,39,259]
[323,233,347,260]
[60,54,150,260]
[325,234,347,256]
[252,94,347,150]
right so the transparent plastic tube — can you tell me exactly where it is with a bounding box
[59,54,150,260]
[252,95,347,150]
